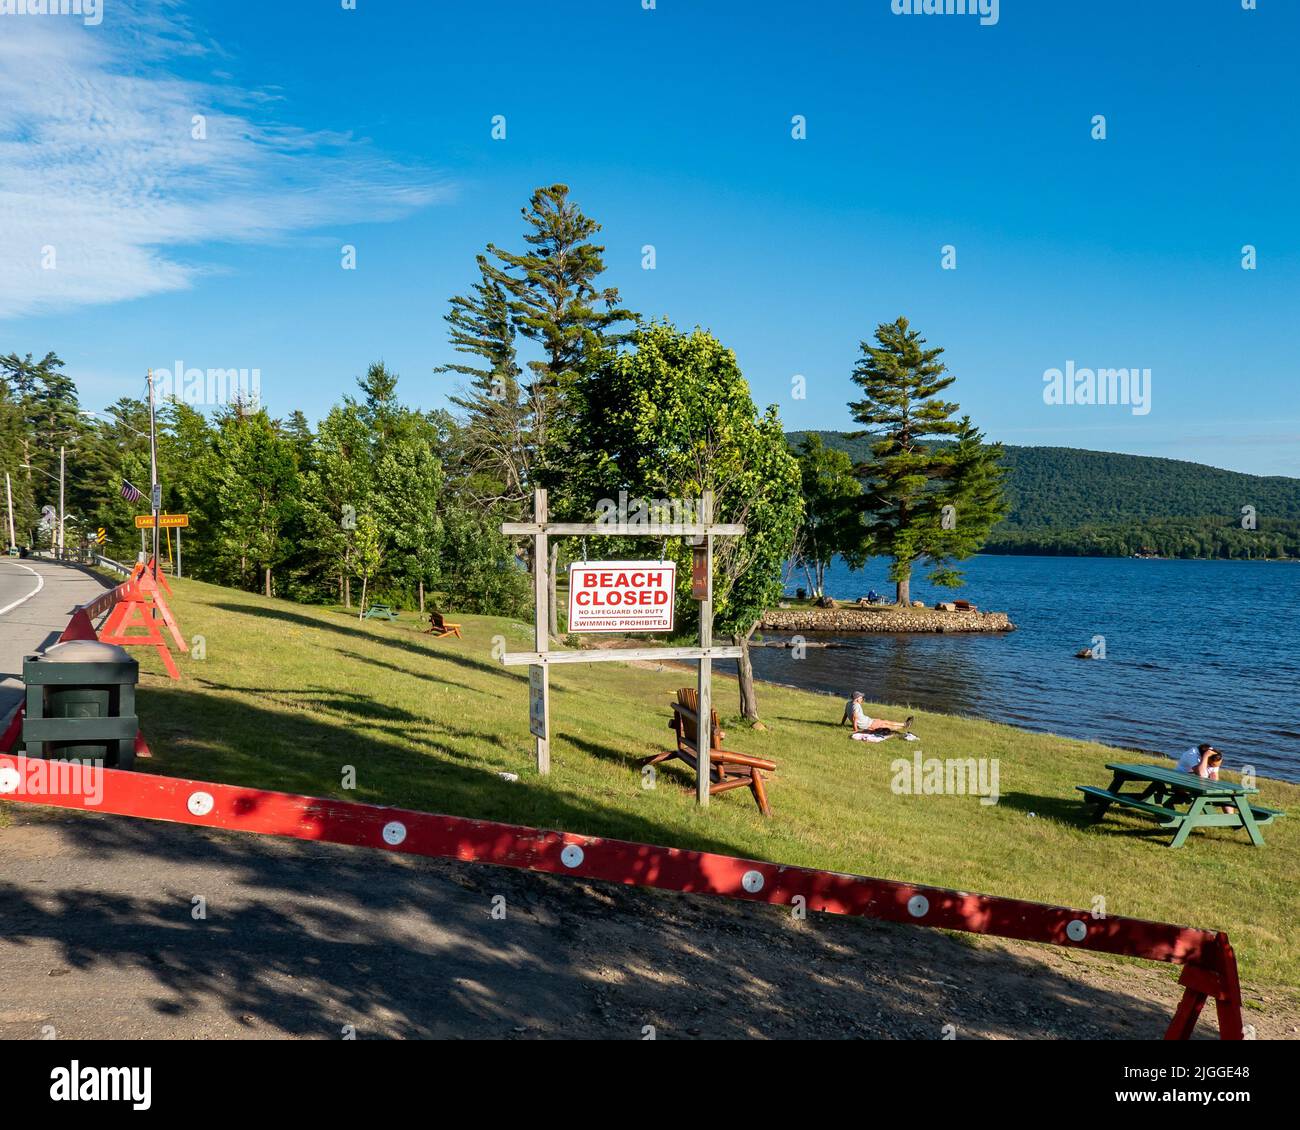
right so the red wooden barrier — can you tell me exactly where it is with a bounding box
[0,754,1243,1039]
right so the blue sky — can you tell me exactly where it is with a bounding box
[2,0,1297,475]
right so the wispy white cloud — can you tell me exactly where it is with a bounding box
[0,3,449,318]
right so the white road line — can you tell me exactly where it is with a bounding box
[0,562,45,618]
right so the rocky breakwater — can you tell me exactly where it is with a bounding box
[759,604,1015,633]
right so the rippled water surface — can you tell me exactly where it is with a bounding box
[728,555,1300,782]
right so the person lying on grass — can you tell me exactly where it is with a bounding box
[842,691,913,735]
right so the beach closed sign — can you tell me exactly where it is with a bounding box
[567,560,676,633]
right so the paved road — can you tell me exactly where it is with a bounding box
[1,806,1280,1040]
[0,558,114,722]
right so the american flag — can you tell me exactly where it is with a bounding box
[120,479,143,503]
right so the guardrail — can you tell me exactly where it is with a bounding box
[0,756,1246,1040]
[93,553,133,576]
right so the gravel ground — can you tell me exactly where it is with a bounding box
[3,807,1295,1040]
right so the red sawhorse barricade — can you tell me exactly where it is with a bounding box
[0,755,1244,1040]
[59,557,186,679]
[98,559,187,679]
[0,559,183,756]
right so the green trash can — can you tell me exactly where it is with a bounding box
[22,639,140,769]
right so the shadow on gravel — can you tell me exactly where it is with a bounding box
[0,811,1204,1040]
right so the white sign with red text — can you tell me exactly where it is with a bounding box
[567,560,676,633]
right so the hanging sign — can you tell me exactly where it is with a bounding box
[567,560,676,633]
[529,665,547,740]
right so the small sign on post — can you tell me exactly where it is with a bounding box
[134,514,189,529]
[567,561,677,633]
[691,545,709,601]
[529,665,548,740]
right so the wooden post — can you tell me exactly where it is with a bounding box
[533,488,551,775]
[696,490,713,806]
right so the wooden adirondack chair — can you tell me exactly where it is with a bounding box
[640,688,776,816]
[425,610,462,638]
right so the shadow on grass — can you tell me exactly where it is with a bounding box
[1,648,1221,1038]
[209,602,517,685]
[0,809,1209,1039]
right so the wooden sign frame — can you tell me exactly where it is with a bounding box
[502,489,744,805]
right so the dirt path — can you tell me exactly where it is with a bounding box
[3,807,1295,1040]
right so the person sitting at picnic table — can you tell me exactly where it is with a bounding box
[1139,743,1224,806]
[866,588,880,604]
[841,691,913,734]
[1176,743,1219,777]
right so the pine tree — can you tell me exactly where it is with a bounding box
[437,255,531,505]
[486,186,634,435]
[848,317,1006,604]
[478,184,636,637]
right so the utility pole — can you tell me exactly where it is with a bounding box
[58,445,65,560]
[147,369,160,581]
[5,471,14,550]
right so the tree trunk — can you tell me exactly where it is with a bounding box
[896,569,910,607]
[548,541,560,638]
[418,580,425,614]
[344,574,351,610]
[264,566,272,598]
[359,576,367,620]
[735,626,759,723]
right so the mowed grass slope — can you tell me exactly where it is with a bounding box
[105,577,1300,997]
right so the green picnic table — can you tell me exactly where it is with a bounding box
[361,603,397,621]
[1077,762,1284,848]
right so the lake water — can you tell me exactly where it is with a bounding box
[729,555,1300,783]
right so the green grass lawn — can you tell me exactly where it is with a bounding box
[26,575,1300,999]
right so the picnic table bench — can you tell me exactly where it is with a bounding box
[640,688,776,816]
[1078,762,1284,848]
[362,603,397,621]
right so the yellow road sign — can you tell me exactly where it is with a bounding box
[135,513,189,529]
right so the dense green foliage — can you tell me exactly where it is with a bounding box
[567,323,803,719]
[790,434,864,596]
[790,432,1300,559]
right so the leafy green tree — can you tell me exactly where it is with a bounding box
[211,409,300,595]
[437,497,532,616]
[0,380,36,547]
[300,403,371,607]
[371,417,444,611]
[791,433,867,596]
[848,317,1006,604]
[1,351,84,547]
[353,513,384,618]
[572,323,802,721]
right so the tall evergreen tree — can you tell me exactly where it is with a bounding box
[485,184,634,470]
[848,317,1007,604]
[473,184,636,636]
[437,255,531,505]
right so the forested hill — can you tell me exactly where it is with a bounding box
[788,431,1300,559]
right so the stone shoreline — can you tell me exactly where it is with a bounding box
[758,606,1016,633]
